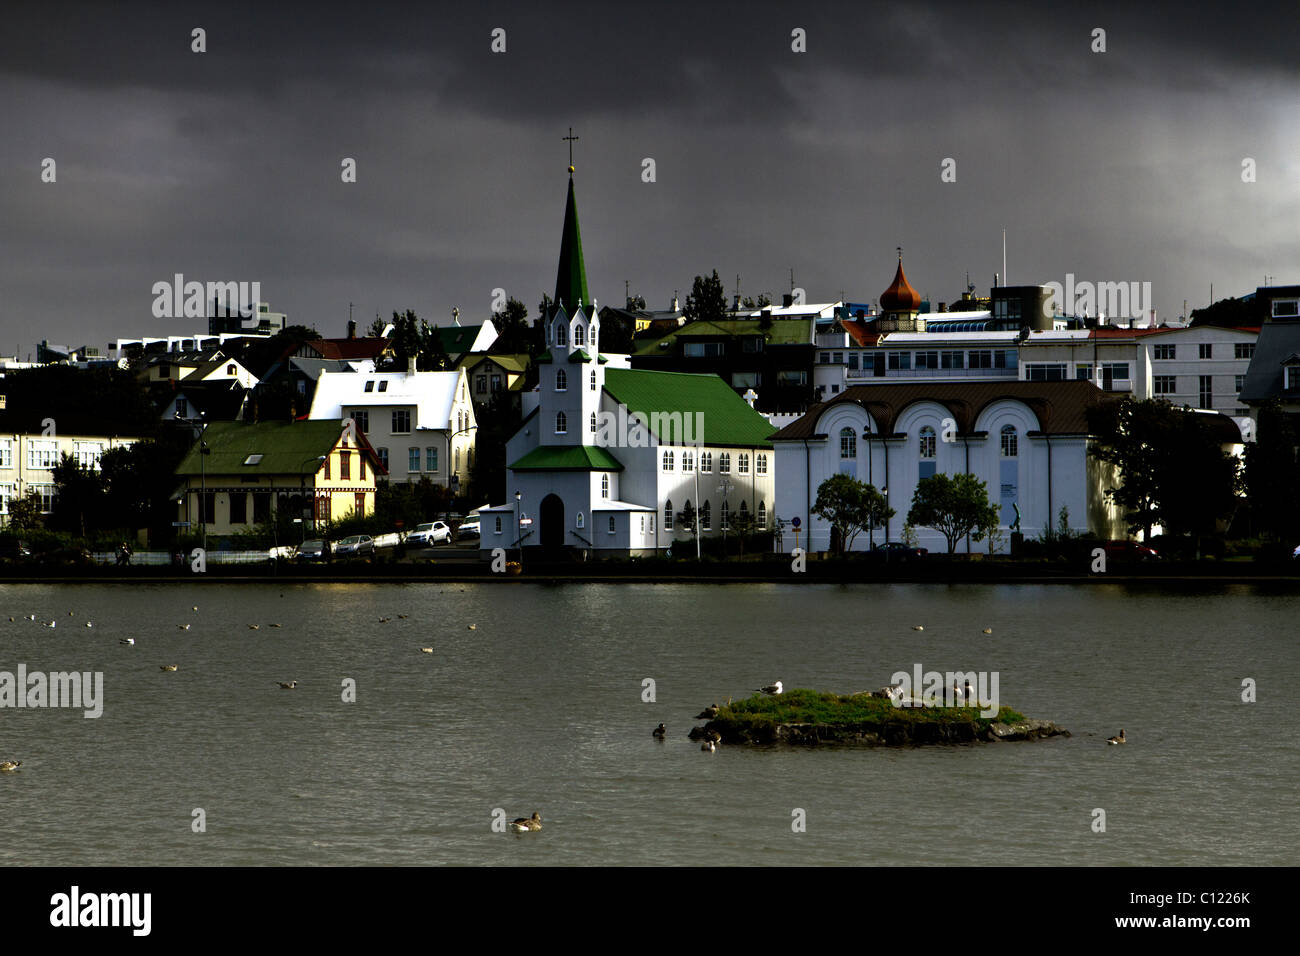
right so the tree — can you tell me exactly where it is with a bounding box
[491,297,532,354]
[366,317,388,337]
[812,473,894,555]
[1243,400,1300,542]
[741,293,772,310]
[675,501,697,536]
[50,454,105,538]
[1087,396,1240,540]
[906,472,1000,554]
[684,270,727,324]
[1189,296,1263,329]
[6,491,45,532]
[389,310,450,371]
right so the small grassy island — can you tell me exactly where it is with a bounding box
[692,689,1069,747]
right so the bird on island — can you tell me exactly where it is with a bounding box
[510,812,542,832]
[696,704,720,719]
[964,680,974,706]
[652,723,666,739]
[0,760,21,772]
[419,647,434,654]
[276,681,298,690]
[120,638,135,645]
[707,730,722,745]
[756,681,783,696]
[702,740,716,752]
[1107,729,1127,745]
[160,665,178,672]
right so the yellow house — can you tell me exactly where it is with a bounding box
[173,419,385,538]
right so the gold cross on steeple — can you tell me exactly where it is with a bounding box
[563,127,579,172]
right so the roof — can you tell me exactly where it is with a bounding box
[174,419,383,477]
[553,175,590,314]
[509,444,624,471]
[308,338,391,361]
[603,367,776,447]
[1240,320,1300,403]
[770,381,1113,440]
[634,318,814,355]
[308,369,462,430]
[289,357,371,378]
[459,353,530,374]
[434,324,485,356]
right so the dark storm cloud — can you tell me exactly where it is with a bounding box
[1,1,1297,351]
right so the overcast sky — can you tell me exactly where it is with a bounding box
[2,0,1297,355]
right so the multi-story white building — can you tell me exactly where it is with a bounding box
[0,431,138,524]
[307,367,477,491]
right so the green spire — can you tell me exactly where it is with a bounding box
[553,174,590,315]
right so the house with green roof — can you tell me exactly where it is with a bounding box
[173,419,384,540]
[478,168,777,558]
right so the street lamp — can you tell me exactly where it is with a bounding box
[514,490,523,569]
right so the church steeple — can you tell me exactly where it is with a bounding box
[553,173,590,315]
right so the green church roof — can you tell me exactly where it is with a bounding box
[553,176,590,315]
[510,444,624,472]
[603,368,775,448]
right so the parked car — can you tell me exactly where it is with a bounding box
[456,513,481,540]
[37,546,94,566]
[0,535,32,562]
[297,539,329,562]
[868,542,928,562]
[334,535,374,557]
[1103,539,1160,562]
[407,522,451,546]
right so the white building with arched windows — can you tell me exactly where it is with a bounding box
[771,381,1132,553]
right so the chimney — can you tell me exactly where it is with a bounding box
[733,294,741,311]
[782,293,794,308]
[407,356,417,374]
[347,320,357,339]
[938,302,947,313]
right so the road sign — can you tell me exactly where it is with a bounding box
[519,517,533,526]
[172,521,190,527]
[792,516,801,529]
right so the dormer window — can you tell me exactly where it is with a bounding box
[378,381,388,392]
[556,323,568,348]
[574,324,585,348]
[227,364,237,375]
[364,381,374,392]
[1286,366,1300,390]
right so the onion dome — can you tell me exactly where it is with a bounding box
[880,257,922,313]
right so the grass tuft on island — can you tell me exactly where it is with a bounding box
[701,689,1062,747]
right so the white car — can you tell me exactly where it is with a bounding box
[457,513,481,540]
[408,522,451,546]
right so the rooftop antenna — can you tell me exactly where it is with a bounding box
[789,268,795,294]
[1002,229,1007,286]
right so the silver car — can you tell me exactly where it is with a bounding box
[334,534,374,556]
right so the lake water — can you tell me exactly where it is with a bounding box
[0,581,1295,866]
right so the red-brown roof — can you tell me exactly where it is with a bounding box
[841,318,880,347]
[309,338,391,361]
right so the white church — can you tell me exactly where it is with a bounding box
[478,168,778,558]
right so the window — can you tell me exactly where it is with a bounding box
[377,447,389,471]
[776,370,807,385]
[576,512,584,529]
[819,351,830,364]
[738,453,750,474]
[176,398,188,418]
[1235,343,1256,360]
[392,410,411,433]
[1154,344,1176,360]
[721,501,730,530]
[968,350,992,369]
[664,500,673,531]
[684,342,724,358]
[758,501,767,529]
[229,493,247,525]
[27,440,57,470]
[608,514,616,535]
[1154,375,1177,395]
[495,516,502,534]
[364,380,375,392]
[74,441,104,470]
[409,448,420,473]
[314,494,328,521]
[590,412,597,434]
[0,440,11,469]
[555,412,567,434]
[491,374,502,393]
[340,451,351,480]
[574,324,586,347]
[700,501,711,531]
[354,492,366,516]
[941,350,964,370]
[556,369,567,391]
[226,363,237,375]
[1000,425,1018,458]
[34,485,56,513]
[1075,364,1093,381]
[378,381,388,392]
[556,323,568,347]
[699,452,712,473]
[360,455,366,480]
[840,428,856,459]
[323,454,331,479]
[1199,343,1213,359]
[1287,367,1300,390]
[601,474,609,498]
[887,352,911,371]
[350,410,368,433]
[995,350,1017,370]
[847,352,858,370]
[476,375,487,394]
[757,454,768,475]
[662,450,674,471]
[253,492,271,523]
[1199,375,1213,408]
[914,351,939,370]
[589,370,597,391]
[682,451,694,472]
[718,453,730,473]
[919,426,937,459]
[1026,363,1066,382]
[426,447,438,471]
[1235,375,1246,393]
[640,514,645,534]
[0,483,12,515]
[1272,299,1299,318]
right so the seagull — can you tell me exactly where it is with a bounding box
[377,617,391,624]
[510,812,542,832]
[276,681,298,690]
[696,704,720,719]
[702,740,716,752]
[912,625,925,631]
[652,723,666,739]
[0,760,20,772]
[25,614,35,621]
[176,624,191,631]
[85,622,93,628]
[707,730,722,744]
[248,624,260,630]
[44,621,56,628]
[1107,729,1127,745]
[982,627,993,634]
[467,624,477,630]
[419,647,434,653]
[120,638,135,645]
[192,606,198,611]
[270,623,282,628]
[160,665,178,672]
[397,614,409,619]
[964,680,974,706]
[756,681,783,696]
